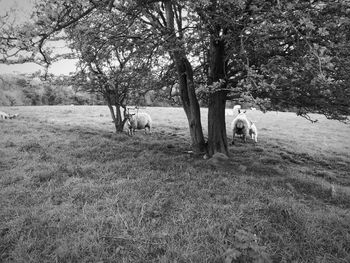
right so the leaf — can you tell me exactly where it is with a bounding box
[299,17,315,30]
[317,27,329,36]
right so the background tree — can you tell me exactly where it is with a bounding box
[66,8,157,131]
[130,0,208,152]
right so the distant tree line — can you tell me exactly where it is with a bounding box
[0,74,103,106]
[0,74,181,107]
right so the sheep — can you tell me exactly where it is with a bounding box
[0,111,9,119]
[125,112,152,136]
[231,110,258,144]
[123,119,131,135]
[0,111,18,119]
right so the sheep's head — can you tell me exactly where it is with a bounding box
[235,120,245,129]
[125,113,135,121]
[124,113,135,126]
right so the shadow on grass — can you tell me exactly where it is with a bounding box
[1,118,350,262]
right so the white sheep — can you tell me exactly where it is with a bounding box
[0,111,9,119]
[125,112,152,136]
[231,110,258,144]
[0,111,18,119]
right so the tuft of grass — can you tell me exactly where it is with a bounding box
[19,141,42,153]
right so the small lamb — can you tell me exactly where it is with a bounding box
[249,122,258,143]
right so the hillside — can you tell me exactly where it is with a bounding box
[1,106,349,262]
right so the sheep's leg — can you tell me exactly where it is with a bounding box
[243,128,250,142]
[144,124,151,134]
[231,128,236,145]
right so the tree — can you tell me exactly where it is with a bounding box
[191,0,350,154]
[66,7,159,131]
[125,0,208,152]
[246,0,350,122]
[162,1,207,152]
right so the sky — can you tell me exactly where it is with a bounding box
[0,0,77,76]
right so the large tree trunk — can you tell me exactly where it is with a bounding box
[208,91,228,156]
[115,104,124,132]
[207,36,229,156]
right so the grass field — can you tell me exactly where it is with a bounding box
[1,105,350,262]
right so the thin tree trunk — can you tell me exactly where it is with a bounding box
[107,102,118,132]
[164,0,207,153]
[175,56,207,153]
[106,94,124,132]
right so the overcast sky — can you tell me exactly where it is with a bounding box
[0,0,77,75]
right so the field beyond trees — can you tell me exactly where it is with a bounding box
[1,106,350,262]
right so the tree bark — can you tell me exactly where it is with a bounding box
[208,91,228,156]
[115,104,124,132]
[106,102,118,131]
[164,0,207,153]
[106,93,124,132]
[175,55,207,153]
[207,36,229,156]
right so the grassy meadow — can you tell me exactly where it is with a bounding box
[1,105,350,262]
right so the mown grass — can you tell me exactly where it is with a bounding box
[1,105,350,262]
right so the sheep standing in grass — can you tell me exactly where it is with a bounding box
[125,112,152,136]
[231,110,258,144]
[0,111,9,119]
[0,111,18,119]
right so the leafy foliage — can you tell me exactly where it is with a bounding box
[190,0,350,121]
[0,74,101,106]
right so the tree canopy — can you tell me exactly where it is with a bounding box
[1,0,349,155]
